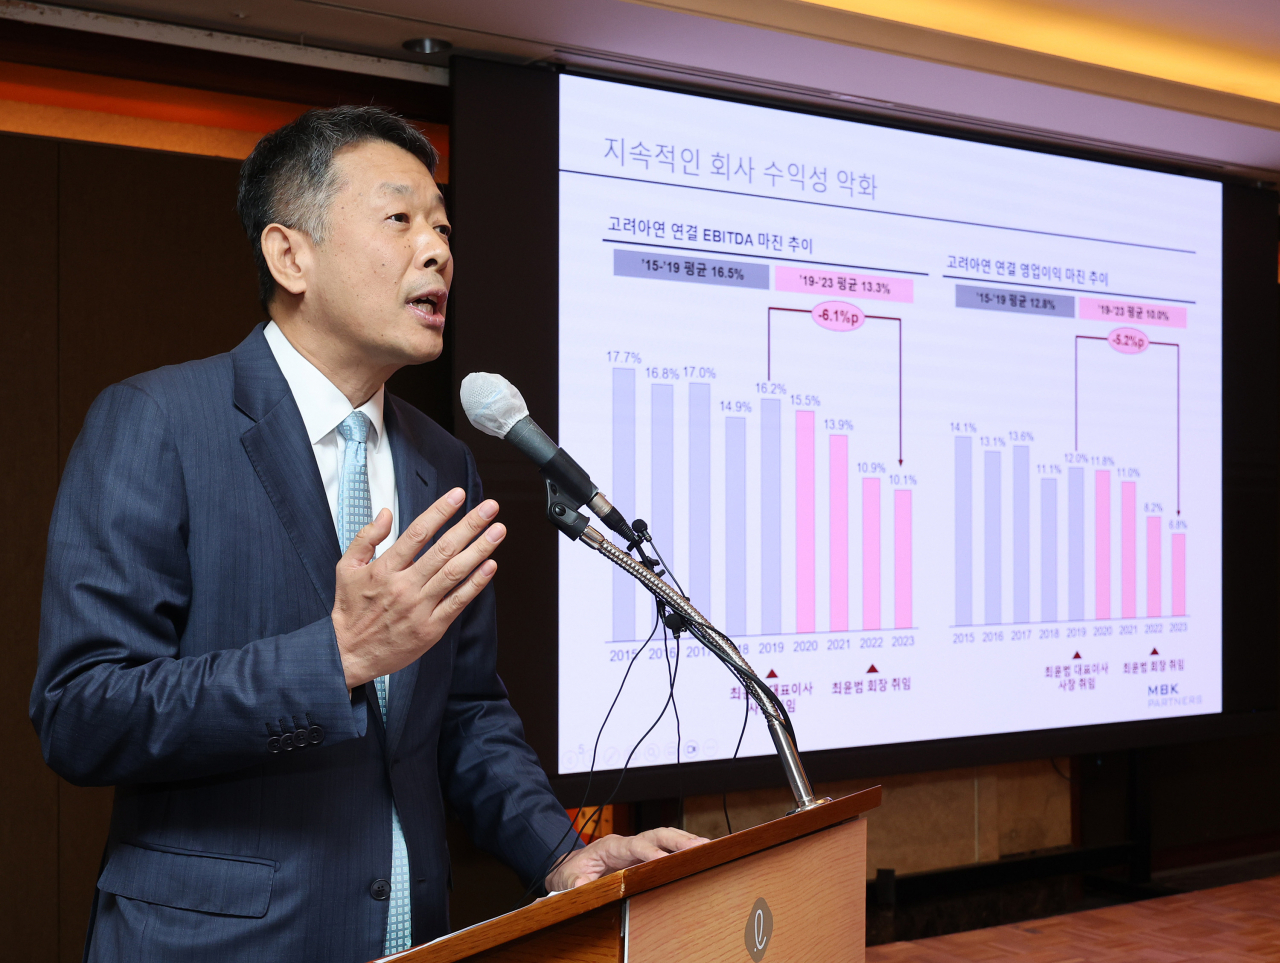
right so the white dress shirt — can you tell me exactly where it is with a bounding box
[263,321,399,556]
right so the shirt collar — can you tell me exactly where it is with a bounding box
[263,320,386,447]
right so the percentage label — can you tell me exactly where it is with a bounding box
[890,474,917,485]
[812,301,866,332]
[1038,464,1063,474]
[685,366,717,379]
[607,350,642,364]
[757,382,787,395]
[791,394,821,406]
[1118,467,1141,478]
[1169,519,1188,530]
[646,367,681,380]
[1145,502,1163,513]
[858,462,887,474]
[824,418,854,431]
[951,422,977,433]
[721,400,754,413]
[1008,430,1035,442]
[980,436,1006,447]
[1108,327,1149,354]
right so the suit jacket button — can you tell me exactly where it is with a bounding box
[309,725,325,745]
[370,879,391,900]
[280,732,294,750]
[294,727,309,747]
[267,736,281,753]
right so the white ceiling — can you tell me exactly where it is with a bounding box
[33,0,1280,179]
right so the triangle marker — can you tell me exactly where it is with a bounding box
[1072,651,1082,659]
[766,669,778,679]
[867,664,879,673]
[1150,648,1159,656]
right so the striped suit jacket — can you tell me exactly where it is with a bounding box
[30,324,575,963]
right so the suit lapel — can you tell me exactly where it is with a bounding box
[384,396,437,754]
[233,325,341,609]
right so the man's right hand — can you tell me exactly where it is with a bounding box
[332,487,504,689]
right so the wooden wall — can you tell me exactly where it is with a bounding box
[0,132,262,962]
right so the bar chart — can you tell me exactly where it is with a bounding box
[609,361,915,642]
[954,439,1187,626]
[953,331,1186,626]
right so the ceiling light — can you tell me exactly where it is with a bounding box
[403,38,452,55]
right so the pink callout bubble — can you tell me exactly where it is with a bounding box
[812,301,865,331]
[1108,327,1149,354]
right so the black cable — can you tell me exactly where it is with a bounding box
[512,611,661,910]
[684,620,796,744]
[647,538,686,599]
[721,685,751,836]
[660,615,684,825]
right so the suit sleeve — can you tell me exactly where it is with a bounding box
[29,382,366,787]
[436,445,580,889]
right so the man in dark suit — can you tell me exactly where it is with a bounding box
[30,107,701,963]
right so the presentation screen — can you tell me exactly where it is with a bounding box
[556,74,1222,776]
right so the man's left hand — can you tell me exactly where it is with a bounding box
[545,828,708,892]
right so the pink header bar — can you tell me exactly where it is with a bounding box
[1079,298,1186,329]
[775,266,913,303]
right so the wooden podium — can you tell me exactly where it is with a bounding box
[380,786,880,963]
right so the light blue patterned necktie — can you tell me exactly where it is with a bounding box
[338,412,412,955]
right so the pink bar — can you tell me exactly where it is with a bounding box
[1095,471,1110,620]
[795,411,815,633]
[1172,533,1186,616]
[1079,297,1186,328]
[829,436,848,632]
[894,489,912,629]
[774,265,914,302]
[1147,516,1161,618]
[862,477,881,630]
[1121,482,1136,619]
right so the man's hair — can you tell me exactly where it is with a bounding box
[237,105,439,310]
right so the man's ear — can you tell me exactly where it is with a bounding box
[261,223,313,297]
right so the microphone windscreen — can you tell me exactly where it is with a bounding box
[460,372,530,438]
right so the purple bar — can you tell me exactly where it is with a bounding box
[863,477,881,630]
[688,383,711,613]
[611,368,636,641]
[1121,481,1136,619]
[829,435,848,632]
[1147,516,1161,618]
[894,489,912,629]
[1172,534,1186,616]
[725,417,747,636]
[795,411,815,633]
[1095,470,1110,620]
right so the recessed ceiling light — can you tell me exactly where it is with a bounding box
[403,38,452,54]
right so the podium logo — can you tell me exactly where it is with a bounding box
[744,896,774,961]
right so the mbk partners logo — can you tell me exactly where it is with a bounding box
[744,896,774,961]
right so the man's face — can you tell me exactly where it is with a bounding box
[302,139,452,366]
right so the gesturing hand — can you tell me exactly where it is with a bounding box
[332,487,504,689]
[545,828,708,892]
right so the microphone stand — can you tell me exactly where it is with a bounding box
[545,476,827,814]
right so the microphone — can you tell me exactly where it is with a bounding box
[460,372,639,543]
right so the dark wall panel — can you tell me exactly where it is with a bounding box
[56,141,261,466]
[450,58,561,769]
[0,132,61,963]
